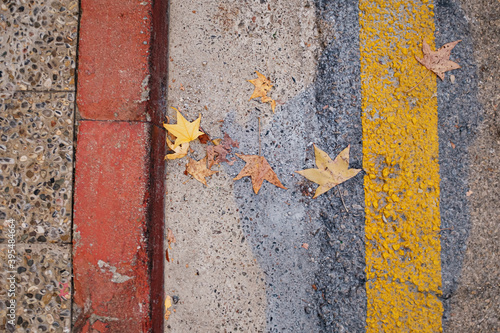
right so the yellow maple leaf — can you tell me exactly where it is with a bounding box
[296,145,361,198]
[261,96,276,113]
[165,136,189,160]
[248,71,273,100]
[163,107,203,149]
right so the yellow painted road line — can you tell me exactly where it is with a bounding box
[359,1,443,332]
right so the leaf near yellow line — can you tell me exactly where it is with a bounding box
[296,145,361,198]
[163,107,204,149]
[233,153,287,194]
[415,40,462,80]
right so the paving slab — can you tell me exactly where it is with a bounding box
[0,0,78,93]
[0,243,71,333]
[0,92,74,244]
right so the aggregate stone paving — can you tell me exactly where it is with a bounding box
[0,0,78,93]
[0,243,71,333]
[0,92,74,244]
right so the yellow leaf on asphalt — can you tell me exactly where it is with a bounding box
[163,107,204,148]
[165,136,189,160]
[296,145,361,198]
[185,156,218,186]
[416,40,461,80]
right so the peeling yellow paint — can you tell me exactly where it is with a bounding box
[359,0,443,332]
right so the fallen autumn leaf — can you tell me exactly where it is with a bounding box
[248,71,273,100]
[248,71,277,112]
[296,145,361,198]
[234,153,287,194]
[165,295,172,320]
[165,136,189,160]
[207,133,239,169]
[416,40,462,80]
[167,228,176,248]
[163,107,204,148]
[185,156,218,186]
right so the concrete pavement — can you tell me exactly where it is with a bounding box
[0,0,498,331]
[164,0,498,332]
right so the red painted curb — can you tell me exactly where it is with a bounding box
[77,0,151,121]
[74,0,168,330]
[73,121,152,332]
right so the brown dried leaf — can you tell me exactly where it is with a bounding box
[416,40,461,80]
[167,228,176,249]
[198,133,210,144]
[207,133,239,169]
[233,154,287,194]
[185,156,218,186]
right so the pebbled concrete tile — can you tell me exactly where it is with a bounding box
[0,0,78,93]
[0,92,74,244]
[0,243,71,332]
